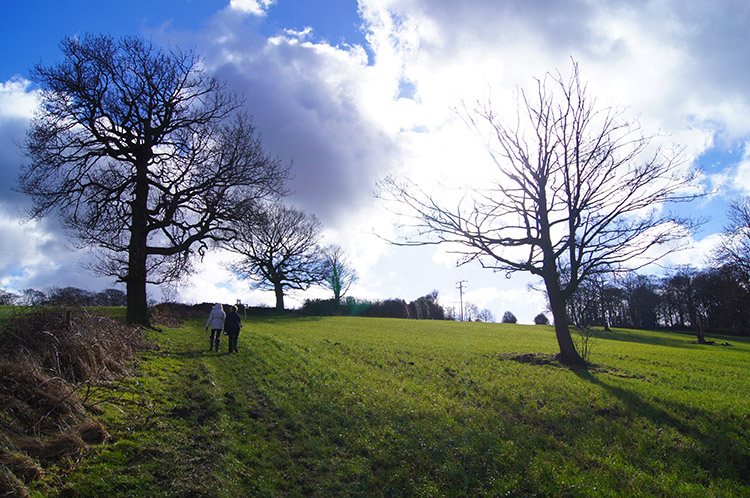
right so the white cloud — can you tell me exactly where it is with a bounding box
[731,142,750,195]
[661,233,724,269]
[0,77,37,121]
[229,0,276,16]
[0,203,119,294]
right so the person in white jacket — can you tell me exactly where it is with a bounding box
[205,303,226,352]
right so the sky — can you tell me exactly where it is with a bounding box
[1,0,750,323]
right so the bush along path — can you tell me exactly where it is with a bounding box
[27,314,750,497]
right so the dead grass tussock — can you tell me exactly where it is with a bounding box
[0,361,85,434]
[0,307,150,494]
[0,450,41,483]
[1,307,152,383]
[0,464,31,498]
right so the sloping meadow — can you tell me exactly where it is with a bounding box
[22,314,750,497]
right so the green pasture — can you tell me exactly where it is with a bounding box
[34,316,750,497]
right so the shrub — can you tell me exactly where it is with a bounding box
[361,299,410,319]
[534,313,550,325]
[501,311,518,324]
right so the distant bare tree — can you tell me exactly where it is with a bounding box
[17,34,289,325]
[380,61,701,364]
[47,286,94,306]
[321,244,358,304]
[463,302,479,322]
[95,288,127,307]
[21,289,47,306]
[477,308,496,323]
[0,290,20,305]
[227,203,325,310]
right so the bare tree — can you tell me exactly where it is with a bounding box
[47,286,94,306]
[16,35,289,325]
[477,308,496,323]
[321,244,358,304]
[380,62,701,364]
[715,196,750,286]
[95,288,127,307]
[463,302,479,322]
[227,203,325,310]
[0,290,20,305]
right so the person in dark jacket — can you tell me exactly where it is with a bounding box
[224,305,243,353]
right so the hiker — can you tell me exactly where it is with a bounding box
[205,303,225,352]
[224,305,243,353]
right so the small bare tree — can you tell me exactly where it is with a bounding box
[380,62,701,364]
[226,203,325,310]
[477,308,496,323]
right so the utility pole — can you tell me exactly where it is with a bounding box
[456,280,467,322]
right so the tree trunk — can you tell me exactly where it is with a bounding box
[696,328,707,344]
[126,164,150,326]
[695,314,707,344]
[333,288,341,306]
[545,278,583,365]
[126,269,149,325]
[274,283,285,311]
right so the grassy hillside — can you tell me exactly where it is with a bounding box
[32,316,750,497]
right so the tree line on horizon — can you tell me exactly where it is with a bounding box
[566,263,750,340]
[0,286,126,307]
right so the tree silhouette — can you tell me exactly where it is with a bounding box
[227,203,325,310]
[17,35,289,324]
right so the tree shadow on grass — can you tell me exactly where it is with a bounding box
[575,369,750,487]
[591,327,700,349]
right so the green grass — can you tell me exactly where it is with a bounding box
[0,304,127,323]
[33,316,750,497]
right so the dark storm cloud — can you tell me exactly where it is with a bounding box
[667,1,750,99]
[0,118,30,209]
[189,15,400,228]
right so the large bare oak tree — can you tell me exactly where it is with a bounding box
[380,63,701,365]
[17,35,289,325]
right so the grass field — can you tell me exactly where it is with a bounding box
[32,316,750,497]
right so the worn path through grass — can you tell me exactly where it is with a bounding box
[38,316,750,497]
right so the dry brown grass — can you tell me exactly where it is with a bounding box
[0,307,150,496]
